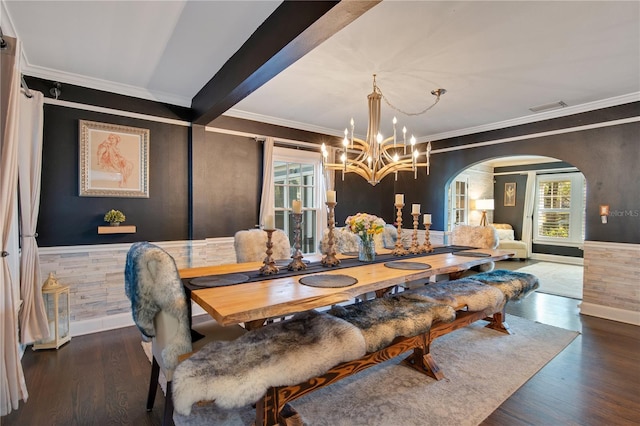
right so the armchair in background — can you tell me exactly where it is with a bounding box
[234,228,292,263]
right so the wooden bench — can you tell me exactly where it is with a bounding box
[173,271,539,425]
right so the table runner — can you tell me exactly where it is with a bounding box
[182,245,476,292]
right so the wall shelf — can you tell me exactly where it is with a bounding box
[98,225,136,234]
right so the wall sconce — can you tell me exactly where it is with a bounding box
[600,205,610,224]
[475,199,495,226]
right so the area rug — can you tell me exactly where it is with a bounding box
[515,262,583,299]
[144,315,578,426]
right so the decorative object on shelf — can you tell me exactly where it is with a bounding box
[104,209,125,226]
[320,74,445,186]
[422,215,434,253]
[33,273,71,350]
[345,212,385,263]
[392,194,409,256]
[79,120,149,198]
[475,199,495,226]
[288,210,307,271]
[259,228,279,275]
[321,194,341,267]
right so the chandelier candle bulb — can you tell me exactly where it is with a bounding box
[412,204,421,214]
[395,194,404,205]
[326,190,336,203]
[292,200,302,214]
[424,214,432,224]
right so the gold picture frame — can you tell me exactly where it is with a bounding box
[504,182,516,206]
[79,120,149,198]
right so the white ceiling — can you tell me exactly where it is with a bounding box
[2,1,639,142]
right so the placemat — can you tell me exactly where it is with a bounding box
[452,251,491,257]
[189,273,250,287]
[384,261,432,270]
[299,274,358,288]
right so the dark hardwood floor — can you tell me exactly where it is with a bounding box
[3,261,639,426]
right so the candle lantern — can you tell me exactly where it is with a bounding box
[33,273,71,350]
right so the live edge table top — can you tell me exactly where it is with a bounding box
[178,248,514,326]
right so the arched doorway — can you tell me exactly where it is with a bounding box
[446,155,585,300]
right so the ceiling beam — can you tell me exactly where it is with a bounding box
[191,0,380,126]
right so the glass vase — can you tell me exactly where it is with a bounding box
[358,238,376,262]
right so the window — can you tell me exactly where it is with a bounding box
[534,172,586,245]
[448,179,468,231]
[273,147,325,254]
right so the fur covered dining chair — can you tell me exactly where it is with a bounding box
[234,228,292,263]
[124,242,246,426]
[450,224,500,273]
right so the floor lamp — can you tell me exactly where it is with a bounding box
[476,199,494,226]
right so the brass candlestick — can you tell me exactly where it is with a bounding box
[409,213,421,254]
[321,201,341,267]
[288,213,307,271]
[421,222,434,253]
[259,229,279,275]
[392,203,409,256]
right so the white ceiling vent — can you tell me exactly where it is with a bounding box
[529,100,568,113]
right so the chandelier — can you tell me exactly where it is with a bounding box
[321,74,445,186]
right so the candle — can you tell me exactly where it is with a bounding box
[423,214,432,224]
[264,215,275,230]
[412,204,420,214]
[326,190,336,203]
[395,194,404,205]
[292,200,302,214]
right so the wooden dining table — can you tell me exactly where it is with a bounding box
[179,247,514,329]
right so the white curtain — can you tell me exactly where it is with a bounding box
[18,90,49,344]
[1,37,29,416]
[259,137,275,227]
[521,171,536,256]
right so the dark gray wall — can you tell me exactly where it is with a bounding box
[38,105,190,246]
[338,104,640,245]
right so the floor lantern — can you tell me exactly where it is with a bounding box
[33,273,71,350]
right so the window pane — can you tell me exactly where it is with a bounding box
[275,210,285,231]
[302,210,317,253]
[537,212,570,238]
[302,164,314,186]
[274,162,287,185]
[274,185,285,208]
[303,186,315,208]
[288,163,301,186]
[288,186,301,207]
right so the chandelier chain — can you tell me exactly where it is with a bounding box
[380,92,441,116]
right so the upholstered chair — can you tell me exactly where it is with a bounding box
[124,242,246,426]
[450,224,500,273]
[234,228,292,263]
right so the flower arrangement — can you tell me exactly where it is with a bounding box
[104,209,125,224]
[345,213,385,243]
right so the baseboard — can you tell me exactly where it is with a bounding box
[71,312,135,337]
[579,302,640,326]
[530,253,583,266]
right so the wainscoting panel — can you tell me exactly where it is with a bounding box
[581,241,640,325]
[39,238,237,335]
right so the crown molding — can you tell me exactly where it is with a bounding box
[21,63,192,108]
[420,92,640,143]
[223,108,345,138]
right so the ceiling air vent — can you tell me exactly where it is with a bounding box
[529,100,568,113]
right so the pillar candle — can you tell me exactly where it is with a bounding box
[292,200,302,214]
[412,204,420,214]
[395,194,404,205]
[326,190,336,203]
[423,214,432,224]
[264,215,275,230]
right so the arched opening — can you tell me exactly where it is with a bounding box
[445,155,585,300]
